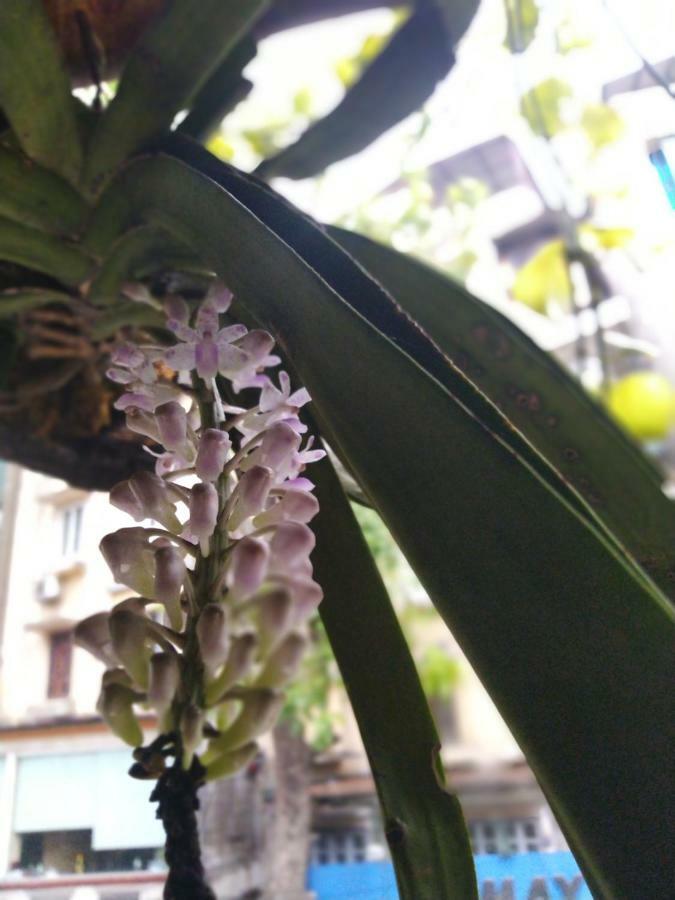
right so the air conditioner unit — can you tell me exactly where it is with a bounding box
[36,574,60,604]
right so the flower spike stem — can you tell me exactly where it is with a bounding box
[76,282,325,897]
[150,756,216,900]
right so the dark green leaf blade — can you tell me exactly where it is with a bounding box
[88,154,675,899]
[313,455,478,900]
[0,216,93,287]
[0,0,83,184]
[328,227,675,599]
[83,0,269,193]
[177,36,257,142]
[0,144,87,236]
[92,151,675,898]
[255,4,472,180]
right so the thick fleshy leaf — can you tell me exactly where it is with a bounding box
[328,227,675,600]
[159,137,618,544]
[87,224,203,307]
[0,216,93,287]
[0,0,83,184]
[0,144,87,236]
[311,455,477,899]
[178,36,257,142]
[83,0,269,192]
[87,153,674,898]
[255,4,472,180]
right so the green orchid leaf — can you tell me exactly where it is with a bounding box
[312,455,477,900]
[83,0,269,193]
[0,216,93,287]
[88,153,674,898]
[0,0,83,184]
[88,224,203,307]
[178,36,257,142]
[0,144,87,236]
[255,3,476,180]
[157,135,602,537]
[328,227,675,600]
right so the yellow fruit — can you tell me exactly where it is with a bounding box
[606,372,675,441]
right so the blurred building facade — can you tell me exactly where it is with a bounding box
[0,464,570,899]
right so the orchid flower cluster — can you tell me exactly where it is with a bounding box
[75,283,325,781]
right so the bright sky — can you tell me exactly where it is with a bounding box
[228,0,675,223]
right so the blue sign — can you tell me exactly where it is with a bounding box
[307,852,591,899]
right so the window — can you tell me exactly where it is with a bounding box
[311,830,368,866]
[469,817,542,855]
[47,631,73,699]
[61,504,84,558]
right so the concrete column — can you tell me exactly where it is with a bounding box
[0,751,18,875]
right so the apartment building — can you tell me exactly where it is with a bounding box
[0,464,570,899]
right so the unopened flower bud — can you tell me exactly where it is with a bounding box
[102,668,134,689]
[181,705,204,767]
[254,489,319,528]
[129,471,181,532]
[164,295,189,326]
[258,422,300,471]
[256,632,307,689]
[97,682,144,747]
[205,689,283,756]
[100,528,155,597]
[125,408,161,441]
[269,522,315,570]
[228,466,272,532]
[205,741,258,782]
[74,612,116,667]
[196,429,231,482]
[110,480,145,521]
[109,610,150,689]
[154,546,185,630]
[186,482,219,555]
[148,652,180,719]
[256,589,294,652]
[288,578,324,625]
[197,604,229,672]
[204,633,257,706]
[155,401,188,452]
[226,537,269,599]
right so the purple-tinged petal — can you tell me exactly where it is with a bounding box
[163,295,190,324]
[111,343,145,369]
[195,337,219,381]
[216,324,248,344]
[165,342,198,372]
[205,282,233,312]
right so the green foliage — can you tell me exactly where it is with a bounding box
[504,0,539,52]
[417,645,461,700]
[519,77,573,137]
[581,102,625,149]
[0,3,673,898]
